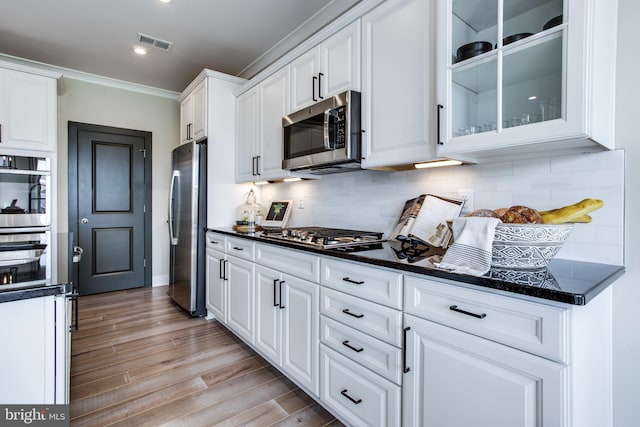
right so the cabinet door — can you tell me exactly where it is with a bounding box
[191,79,207,142]
[179,95,193,145]
[290,48,320,112]
[282,274,319,395]
[226,255,255,344]
[0,69,57,152]
[436,0,615,158]
[320,21,361,98]
[258,66,289,180]
[235,87,259,182]
[254,265,283,365]
[205,248,226,321]
[361,0,438,169]
[0,296,55,404]
[402,314,566,427]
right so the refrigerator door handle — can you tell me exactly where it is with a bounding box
[168,170,180,245]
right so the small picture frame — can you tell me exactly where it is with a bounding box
[262,200,293,228]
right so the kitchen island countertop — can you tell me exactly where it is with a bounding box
[0,282,71,303]
[208,227,625,306]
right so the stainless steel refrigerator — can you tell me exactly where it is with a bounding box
[168,141,207,317]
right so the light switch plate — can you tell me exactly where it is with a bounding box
[457,189,474,214]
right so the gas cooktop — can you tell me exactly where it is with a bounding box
[260,227,386,251]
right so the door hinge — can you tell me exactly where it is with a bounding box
[139,148,146,158]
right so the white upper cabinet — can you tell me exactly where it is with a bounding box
[361,0,440,170]
[235,66,291,183]
[179,78,207,144]
[436,0,617,161]
[0,67,57,152]
[290,21,361,112]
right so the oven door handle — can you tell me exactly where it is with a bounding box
[67,286,79,332]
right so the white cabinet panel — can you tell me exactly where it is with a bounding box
[320,345,401,427]
[226,255,255,344]
[282,274,319,395]
[205,248,226,321]
[254,264,283,365]
[0,68,57,152]
[403,313,566,427]
[256,243,320,283]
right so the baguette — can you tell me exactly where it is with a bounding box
[540,199,603,224]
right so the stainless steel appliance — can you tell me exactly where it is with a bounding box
[260,227,385,251]
[0,154,51,288]
[168,141,207,317]
[282,90,362,174]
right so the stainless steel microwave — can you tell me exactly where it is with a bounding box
[282,90,361,175]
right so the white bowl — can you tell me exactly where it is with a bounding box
[491,223,573,269]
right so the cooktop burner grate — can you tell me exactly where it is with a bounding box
[260,227,385,249]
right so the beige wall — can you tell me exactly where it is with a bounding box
[57,78,179,286]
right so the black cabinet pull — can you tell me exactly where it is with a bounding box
[449,305,487,319]
[437,104,444,145]
[232,246,244,251]
[219,259,225,279]
[279,280,285,309]
[312,76,318,102]
[318,73,324,99]
[403,326,411,373]
[342,277,364,285]
[342,308,364,319]
[342,340,364,353]
[256,155,261,176]
[223,259,228,280]
[273,279,279,307]
[340,389,362,405]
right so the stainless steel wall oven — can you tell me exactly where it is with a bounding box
[0,154,51,288]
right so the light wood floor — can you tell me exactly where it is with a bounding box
[70,286,343,427]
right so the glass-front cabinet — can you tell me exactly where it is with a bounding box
[436,0,617,160]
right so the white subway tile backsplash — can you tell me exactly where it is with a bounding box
[257,150,624,265]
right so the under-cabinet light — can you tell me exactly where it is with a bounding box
[254,180,269,186]
[283,177,302,182]
[528,95,537,100]
[414,159,463,169]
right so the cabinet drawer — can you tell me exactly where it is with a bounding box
[205,232,226,252]
[320,345,401,427]
[320,316,402,385]
[226,236,255,261]
[404,276,568,362]
[320,288,402,347]
[321,258,402,309]
[255,243,320,283]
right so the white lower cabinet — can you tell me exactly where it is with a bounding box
[402,313,566,427]
[225,255,255,345]
[205,247,226,321]
[0,295,67,404]
[255,263,321,395]
[320,345,401,427]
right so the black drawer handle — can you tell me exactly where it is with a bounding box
[340,389,362,405]
[342,308,364,319]
[209,240,219,244]
[449,305,487,319]
[342,277,364,285]
[232,246,244,251]
[342,340,364,353]
[403,326,411,373]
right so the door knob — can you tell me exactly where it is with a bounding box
[81,218,89,224]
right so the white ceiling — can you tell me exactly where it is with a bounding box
[0,0,361,93]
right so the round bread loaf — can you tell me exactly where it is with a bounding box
[467,208,500,218]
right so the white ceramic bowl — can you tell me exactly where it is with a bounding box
[491,223,573,269]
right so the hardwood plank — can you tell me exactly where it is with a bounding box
[69,286,343,427]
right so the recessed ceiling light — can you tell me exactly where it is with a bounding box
[133,46,147,55]
[528,95,537,100]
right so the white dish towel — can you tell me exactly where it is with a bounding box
[435,217,501,276]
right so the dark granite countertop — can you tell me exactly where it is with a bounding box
[0,282,72,303]
[208,227,625,306]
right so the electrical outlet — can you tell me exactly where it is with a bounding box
[298,196,304,209]
[457,189,474,214]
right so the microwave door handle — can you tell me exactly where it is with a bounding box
[323,109,338,149]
